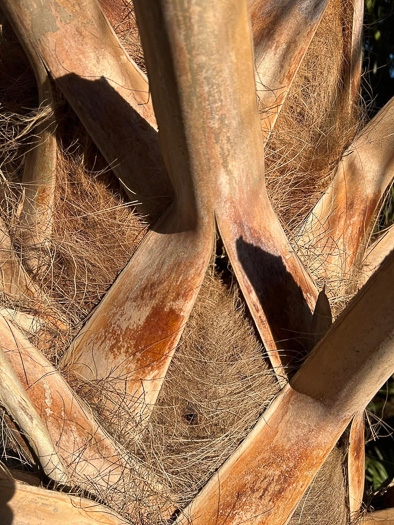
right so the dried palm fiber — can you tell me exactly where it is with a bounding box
[0,14,42,213]
[85,270,344,524]
[358,225,394,288]
[0,2,359,524]
[264,0,362,234]
[99,0,145,73]
[102,0,363,300]
[40,137,147,361]
[10,142,146,363]
[2,138,146,363]
[0,17,147,362]
[288,445,348,525]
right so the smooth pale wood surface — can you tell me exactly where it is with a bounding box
[299,97,394,285]
[18,61,56,255]
[250,0,329,136]
[0,345,67,483]
[363,509,394,524]
[0,318,170,520]
[1,0,172,219]
[176,251,394,525]
[0,477,129,525]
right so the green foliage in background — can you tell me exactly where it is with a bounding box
[363,0,394,497]
[366,377,394,494]
[363,0,394,112]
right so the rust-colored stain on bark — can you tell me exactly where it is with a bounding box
[0,318,174,520]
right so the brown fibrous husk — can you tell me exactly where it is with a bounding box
[0,1,379,523]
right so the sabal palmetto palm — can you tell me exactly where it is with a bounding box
[0,0,393,524]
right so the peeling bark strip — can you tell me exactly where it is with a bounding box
[348,412,365,518]
[0,344,67,483]
[348,0,364,107]
[250,0,329,136]
[0,318,169,520]
[11,12,58,254]
[1,0,172,218]
[177,252,394,525]
[0,477,127,525]
[299,97,394,284]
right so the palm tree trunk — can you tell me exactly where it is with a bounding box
[176,251,394,525]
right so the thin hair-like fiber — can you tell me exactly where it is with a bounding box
[0,1,381,523]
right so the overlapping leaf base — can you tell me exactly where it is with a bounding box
[0,2,393,525]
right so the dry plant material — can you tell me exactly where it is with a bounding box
[176,251,394,524]
[49,149,146,337]
[0,308,41,334]
[140,274,280,506]
[0,475,128,525]
[1,0,172,219]
[0,317,172,522]
[250,0,329,136]
[0,343,67,483]
[358,225,394,288]
[298,97,394,294]
[0,1,392,524]
[0,409,36,465]
[0,215,67,334]
[265,0,362,234]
